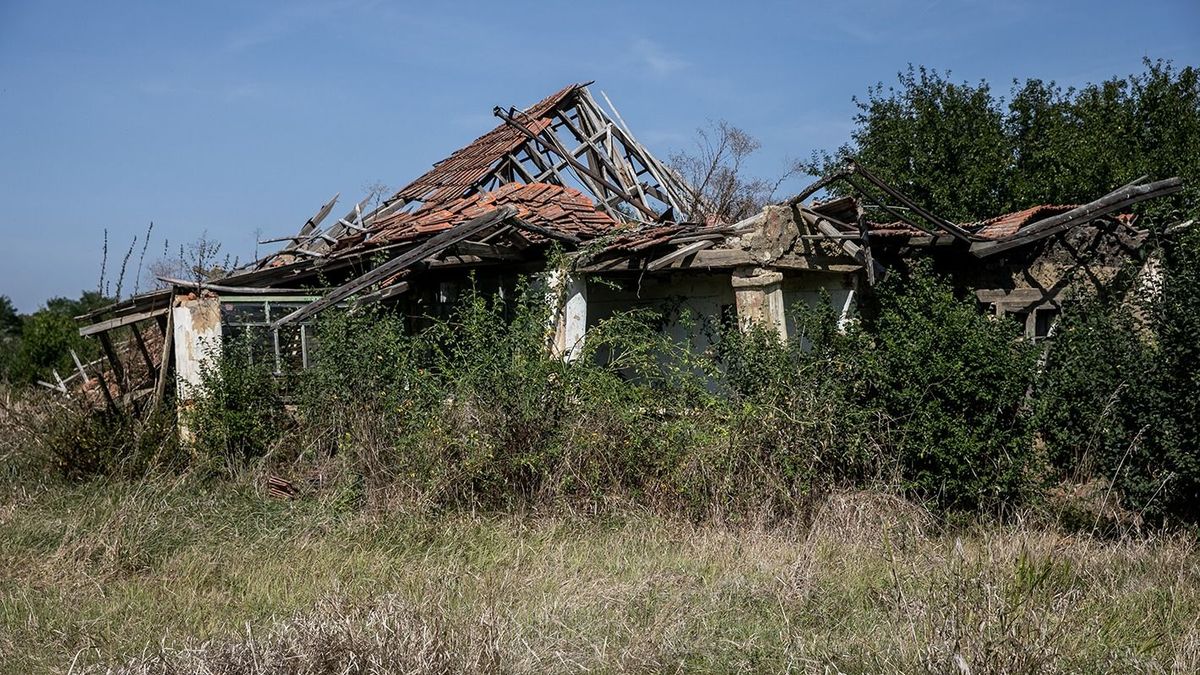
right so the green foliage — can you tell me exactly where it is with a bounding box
[185,330,287,470]
[1033,293,1147,475]
[1036,226,1200,522]
[1142,226,1200,520]
[178,266,1051,517]
[810,60,1200,222]
[0,290,110,384]
[860,265,1042,509]
[0,296,20,338]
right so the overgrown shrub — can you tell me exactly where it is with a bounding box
[1034,292,1148,478]
[1139,226,1200,521]
[0,384,180,480]
[859,264,1042,510]
[185,330,287,470]
[123,256,1200,521]
[1034,225,1200,523]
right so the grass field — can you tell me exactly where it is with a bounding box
[2,475,1198,674]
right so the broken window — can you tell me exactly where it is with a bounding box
[1032,307,1059,342]
[220,296,321,374]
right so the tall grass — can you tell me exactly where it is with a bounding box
[0,478,1197,673]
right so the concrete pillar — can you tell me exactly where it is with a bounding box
[547,271,588,361]
[732,268,787,340]
[173,295,222,441]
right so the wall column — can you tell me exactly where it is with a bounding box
[547,271,588,361]
[172,295,222,441]
[732,268,787,340]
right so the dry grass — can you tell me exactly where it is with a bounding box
[1,477,1198,674]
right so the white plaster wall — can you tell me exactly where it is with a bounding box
[586,272,737,359]
[173,296,223,401]
[781,273,857,338]
[547,272,588,361]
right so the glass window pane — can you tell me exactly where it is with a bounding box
[223,301,267,325]
[276,325,305,373]
[267,302,307,323]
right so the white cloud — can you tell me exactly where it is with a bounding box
[630,38,688,77]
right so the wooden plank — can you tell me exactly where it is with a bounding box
[850,162,975,241]
[494,106,658,219]
[130,323,156,374]
[799,209,864,261]
[156,276,321,295]
[785,169,849,206]
[79,306,169,337]
[594,90,690,213]
[151,298,174,415]
[37,379,67,393]
[454,241,522,259]
[271,206,517,329]
[975,288,1054,304]
[666,233,724,244]
[509,218,582,245]
[971,177,1183,257]
[672,248,862,272]
[351,281,411,307]
[844,175,936,236]
[97,333,127,395]
[73,349,116,412]
[647,240,715,271]
[297,193,340,237]
[74,289,172,323]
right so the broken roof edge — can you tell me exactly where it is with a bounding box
[789,165,1182,255]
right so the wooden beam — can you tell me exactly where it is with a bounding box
[271,206,517,328]
[849,162,975,241]
[576,248,862,273]
[130,323,156,375]
[494,106,658,220]
[509,218,582,245]
[970,177,1183,257]
[647,240,715,271]
[156,276,322,295]
[79,306,169,337]
[97,333,127,395]
[351,281,411,307]
[975,288,1057,304]
[785,169,849,206]
[150,298,174,415]
[73,349,116,412]
[454,241,522,259]
[297,192,340,237]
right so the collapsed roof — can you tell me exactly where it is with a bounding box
[70,81,1183,407]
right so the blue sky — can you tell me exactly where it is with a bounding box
[1,0,1196,311]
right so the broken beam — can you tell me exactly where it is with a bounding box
[271,206,517,328]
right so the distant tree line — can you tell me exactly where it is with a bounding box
[0,292,109,385]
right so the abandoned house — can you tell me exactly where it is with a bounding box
[65,82,1182,415]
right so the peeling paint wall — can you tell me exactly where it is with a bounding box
[173,295,222,440]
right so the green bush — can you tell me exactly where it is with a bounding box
[1037,226,1200,523]
[178,264,1061,517]
[186,330,287,470]
[1139,226,1200,521]
[859,264,1042,510]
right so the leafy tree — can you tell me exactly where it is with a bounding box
[0,295,24,381]
[0,296,20,338]
[1132,225,1200,520]
[809,60,1200,223]
[0,291,108,384]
